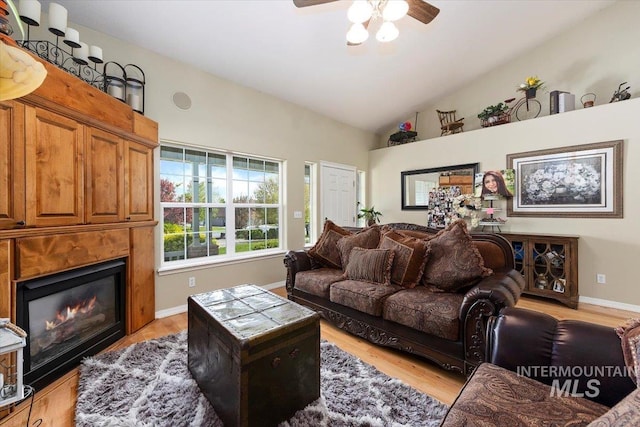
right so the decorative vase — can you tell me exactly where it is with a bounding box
[525,88,537,99]
[535,273,548,289]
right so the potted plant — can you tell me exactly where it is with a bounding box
[358,206,382,226]
[517,76,545,99]
[477,102,510,127]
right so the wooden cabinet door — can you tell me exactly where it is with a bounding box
[125,140,154,221]
[85,127,125,223]
[0,239,12,319]
[25,107,84,227]
[0,101,25,229]
[128,226,155,333]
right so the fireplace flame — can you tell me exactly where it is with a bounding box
[45,295,97,330]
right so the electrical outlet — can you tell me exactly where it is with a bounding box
[188,277,196,288]
[293,210,303,219]
[596,274,606,284]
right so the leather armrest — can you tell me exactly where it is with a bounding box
[459,269,525,320]
[488,306,636,407]
[458,269,525,374]
[283,250,312,292]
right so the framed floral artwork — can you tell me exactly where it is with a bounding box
[507,140,623,218]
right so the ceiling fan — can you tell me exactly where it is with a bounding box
[293,0,440,45]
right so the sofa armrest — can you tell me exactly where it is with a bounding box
[459,269,525,374]
[487,306,635,407]
[283,250,313,293]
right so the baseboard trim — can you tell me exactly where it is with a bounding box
[155,281,287,319]
[579,296,640,314]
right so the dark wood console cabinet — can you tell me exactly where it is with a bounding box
[499,232,579,309]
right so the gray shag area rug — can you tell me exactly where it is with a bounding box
[76,331,448,426]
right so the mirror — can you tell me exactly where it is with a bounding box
[401,163,479,210]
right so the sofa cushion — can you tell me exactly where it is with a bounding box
[330,280,403,316]
[308,220,352,269]
[441,363,609,427]
[422,220,492,292]
[382,287,464,341]
[587,387,640,426]
[337,225,381,268]
[342,247,394,286]
[378,230,430,288]
[294,268,345,299]
[615,318,640,386]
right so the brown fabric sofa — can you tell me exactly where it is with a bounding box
[283,222,525,375]
[441,307,639,426]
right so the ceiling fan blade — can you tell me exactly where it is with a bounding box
[293,0,339,7]
[407,0,440,25]
[347,19,370,46]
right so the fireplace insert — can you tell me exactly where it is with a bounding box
[16,259,126,391]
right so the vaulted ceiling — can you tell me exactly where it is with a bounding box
[38,0,615,134]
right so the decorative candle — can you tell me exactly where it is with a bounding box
[107,84,124,100]
[73,42,88,65]
[18,0,41,26]
[63,27,80,48]
[88,45,103,63]
[127,93,141,112]
[48,2,67,36]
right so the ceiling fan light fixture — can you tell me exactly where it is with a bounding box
[347,1,373,24]
[376,21,399,42]
[346,22,369,44]
[382,0,409,22]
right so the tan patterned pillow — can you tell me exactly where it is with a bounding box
[308,220,352,269]
[337,225,381,268]
[615,318,640,386]
[422,220,493,292]
[378,230,430,288]
[342,247,395,286]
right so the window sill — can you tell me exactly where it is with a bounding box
[157,249,287,276]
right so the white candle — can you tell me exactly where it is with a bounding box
[88,45,103,62]
[64,27,80,47]
[18,0,41,26]
[48,2,67,36]
[108,84,124,99]
[127,93,141,112]
[74,42,89,64]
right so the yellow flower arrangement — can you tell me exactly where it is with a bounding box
[518,76,544,92]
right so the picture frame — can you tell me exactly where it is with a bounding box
[507,140,623,218]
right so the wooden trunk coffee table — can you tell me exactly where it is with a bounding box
[187,284,320,427]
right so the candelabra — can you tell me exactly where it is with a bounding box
[15,1,145,114]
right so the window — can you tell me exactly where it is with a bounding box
[160,144,282,266]
[356,170,366,227]
[304,163,315,244]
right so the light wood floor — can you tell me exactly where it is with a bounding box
[1,289,637,427]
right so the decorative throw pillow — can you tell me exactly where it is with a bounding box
[308,220,352,269]
[337,225,381,268]
[615,318,640,386]
[378,230,430,288]
[342,247,395,286]
[422,220,493,292]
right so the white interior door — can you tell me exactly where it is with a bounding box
[320,162,356,227]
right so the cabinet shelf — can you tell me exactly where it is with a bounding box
[500,232,578,309]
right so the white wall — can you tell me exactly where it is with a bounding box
[14,18,377,312]
[379,1,640,145]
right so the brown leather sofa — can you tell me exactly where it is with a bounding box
[441,307,639,426]
[284,222,525,375]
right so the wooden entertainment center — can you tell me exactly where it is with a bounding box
[1,52,158,422]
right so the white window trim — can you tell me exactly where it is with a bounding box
[159,142,284,269]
